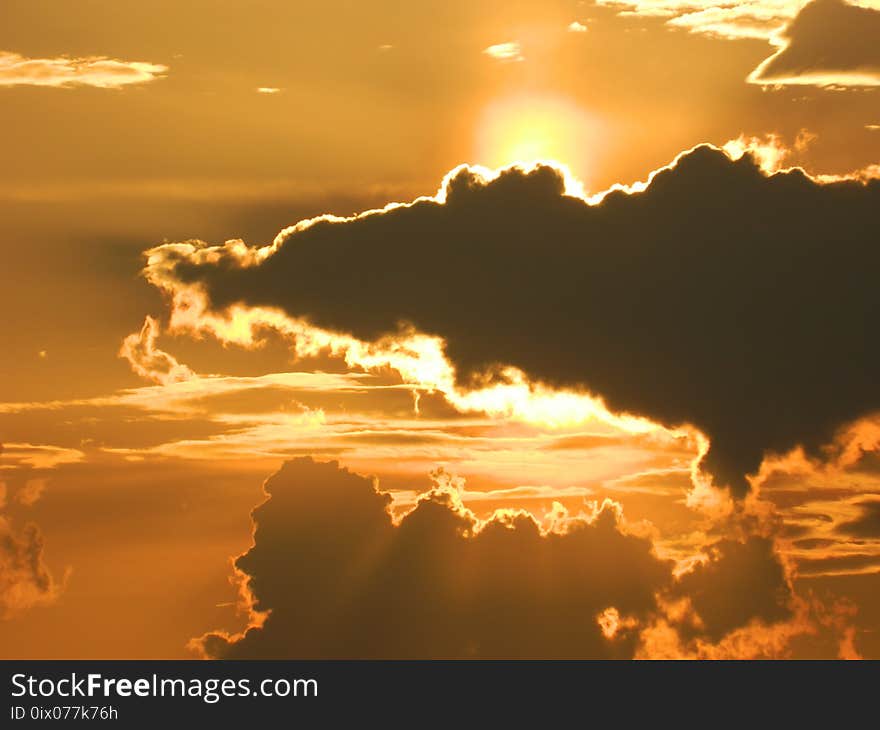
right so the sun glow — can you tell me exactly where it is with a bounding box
[475,95,604,184]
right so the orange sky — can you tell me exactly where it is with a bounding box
[1,0,879,659]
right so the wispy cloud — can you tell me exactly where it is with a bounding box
[596,0,800,42]
[0,50,167,89]
[119,316,195,386]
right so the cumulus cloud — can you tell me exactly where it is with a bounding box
[195,458,669,658]
[194,458,826,658]
[0,50,167,88]
[672,537,792,639]
[634,595,848,658]
[749,0,880,86]
[143,145,880,497]
[721,129,817,173]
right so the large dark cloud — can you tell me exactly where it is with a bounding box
[750,0,880,86]
[153,146,880,495]
[198,458,669,658]
[195,458,805,658]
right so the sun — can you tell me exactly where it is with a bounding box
[474,94,603,184]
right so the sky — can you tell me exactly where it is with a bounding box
[1,0,879,659]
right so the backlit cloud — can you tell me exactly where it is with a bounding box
[597,0,880,86]
[194,458,836,658]
[749,0,880,86]
[140,145,880,499]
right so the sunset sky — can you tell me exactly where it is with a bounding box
[2,0,880,659]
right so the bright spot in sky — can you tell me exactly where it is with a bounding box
[475,95,605,185]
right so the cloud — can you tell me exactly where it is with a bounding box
[596,0,804,41]
[673,537,791,640]
[255,87,281,94]
[745,420,880,577]
[568,21,589,33]
[837,499,880,537]
[634,594,848,658]
[142,145,880,497]
[195,458,670,658]
[749,0,880,86]
[0,51,167,89]
[721,129,817,173]
[16,479,47,507]
[119,316,195,385]
[483,42,524,62]
[597,606,639,638]
[0,518,60,618]
[597,0,880,89]
[634,535,861,658]
[193,458,826,658]
[0,442,84,470]
[0,444,62,619]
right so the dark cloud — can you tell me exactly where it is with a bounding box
[792,537,837,549]
[837,499,880,538]
[673,537,792,640]
[750,0,880,86]
[796,553,880,576]
[194,458,811,658]
[152,147,880,495]
[197,458,669,658]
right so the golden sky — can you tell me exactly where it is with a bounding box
[2,0,880,659]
